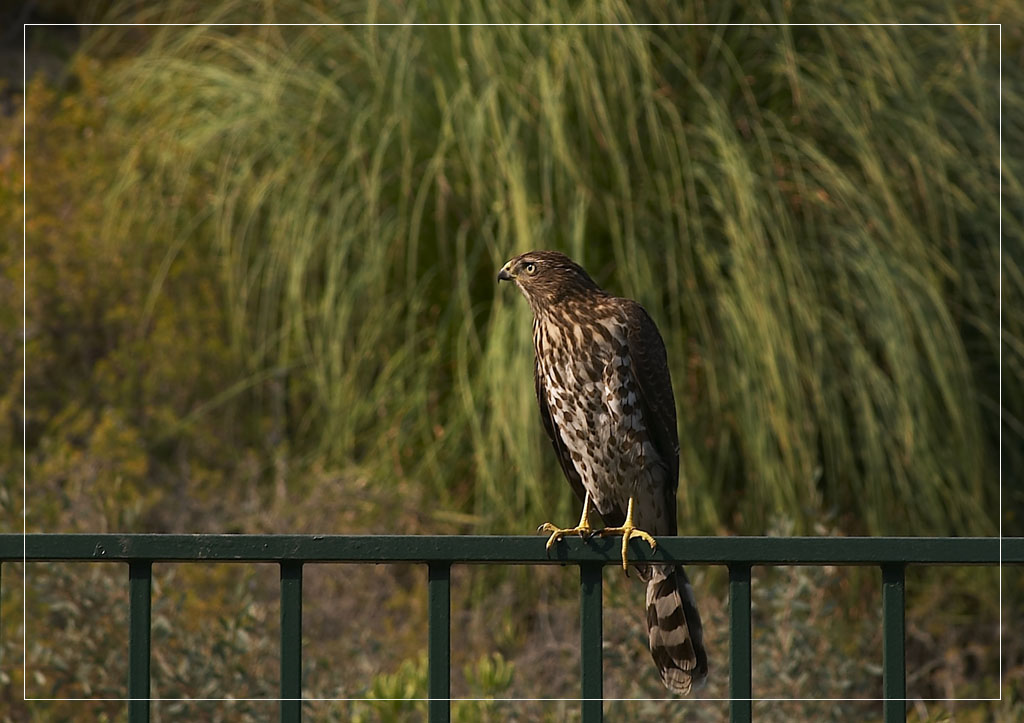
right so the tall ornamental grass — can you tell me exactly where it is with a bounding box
[90,0,1019,536]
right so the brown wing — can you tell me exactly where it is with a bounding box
[621,299,681,535]
[534,356,588,506]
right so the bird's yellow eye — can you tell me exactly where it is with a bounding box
[525,263,537,274]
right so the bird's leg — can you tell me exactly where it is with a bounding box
[538,489,596,554]
[597,495,657,574]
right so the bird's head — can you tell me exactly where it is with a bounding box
[497,250,602,311]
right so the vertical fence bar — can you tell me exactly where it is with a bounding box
[428,562,451,723]
[129,561,152,723]
[882,563,906,723]
[579,562,603,723]
[729,564,752,723]
[280,561,303,723]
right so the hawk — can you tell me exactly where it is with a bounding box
[498,250,708,695]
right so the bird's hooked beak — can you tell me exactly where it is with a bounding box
[497,263,514,282]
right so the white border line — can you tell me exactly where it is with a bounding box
[22,22,1003,26]
[16,692,1007,696]
[998,19,1004,703]
[22,18,28,708]
[20,20,1004,706]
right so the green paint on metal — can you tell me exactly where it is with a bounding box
[4,534,1018,565]
[129,561,151,723]
[882,564,906,723]
[428,562,451,723]
[1,533,1018,722]
[280,561,303,723]
[729,564,752,723]
[580,562,603,723]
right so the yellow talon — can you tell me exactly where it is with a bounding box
[597,496,657,574]
[538,491,595,553]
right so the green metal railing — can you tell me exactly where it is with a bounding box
[2,534,1020,722]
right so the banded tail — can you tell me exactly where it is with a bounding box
[645,564,709,695]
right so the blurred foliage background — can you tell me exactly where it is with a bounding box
[2,0,1022,720]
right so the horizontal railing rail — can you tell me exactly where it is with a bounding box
[4,534,1019,563]
[2,534,1020,723]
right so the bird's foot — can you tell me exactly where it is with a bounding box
[537,521,595,555]
[596,496,656,575]
[597,523,657,574]
[538,490,596,555]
